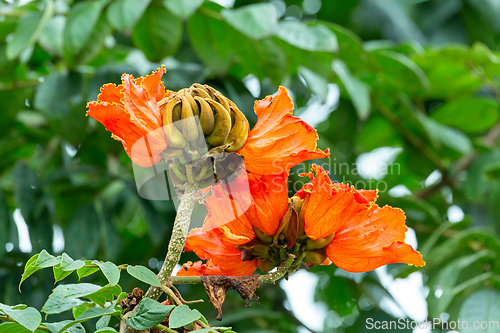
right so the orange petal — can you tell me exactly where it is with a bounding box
[358,189,378,203]
[177,258,257,276]
[238,87,329,175]
[87,68,168,166]
[176,261,223,276]
[121,74,166,154]
[302,165,369,239]
[245,172,288,235]
[135,66,167,102]
[97,83,124,104]
[331,184,377,205]
[325,206,425,272]
[203,171,289,239]
[183,228,258,276]
[203,184,255,245]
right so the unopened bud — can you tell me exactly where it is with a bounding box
[273,204,299,249]
[305,233,335,250]
[258,258,277,272]
[237,240,270,261]
[304,250,328,267]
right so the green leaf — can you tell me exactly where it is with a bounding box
[38,15,65,56]
[95,315,111,330]
[42,297,85,315]
[19,253,40,291]
[428,250,493,316]
[59,308,120,333]
[431,97,500,134]
[86,285,122,307]
[412,46,482,98]
[164,0,204,20]
[55,283,103,300]
[53,266,74,283]
[42,283,103,315]
[77,260,99,280]
[0,303,42,332]
[6,0,54,59]
[60,254,85,271]
[221,3,277,39]
[0,322,46,333]
[168,305,201,329]
[131,3,182,62]
[416,112,473,154]
[92,261,120,286]
[45,321,85,333]
[33,72,84,119]
[187,7,235,74]
[107,0,151,32]
[127,298,174,330]
[64,205,100,259]
[229,37,286,83]
[274,21,337,52]
[324,22,366,71]
[356,115,403,152]
[332,59,371,120]
[35,250,60,268]
[63,0,109,56]
[298,66,329,102]
[72,303,94,321]
[372,50,430,93]
[459,289,500,333]
[465,151,500,199]
[127,265,161,287]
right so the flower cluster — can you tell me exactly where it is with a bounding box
[87,67,425,277]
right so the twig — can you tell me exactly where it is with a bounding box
[162,285,218,333]
[170,284,204,304]
[145,186,197,301]
[153,323,178,333]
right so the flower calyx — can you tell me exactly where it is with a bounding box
[159,83,250,152]
[237,196,336,272]
[158,84,249,192]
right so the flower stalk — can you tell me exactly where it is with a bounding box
[145,186,197,300]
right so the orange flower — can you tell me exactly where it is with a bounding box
[238,87,329,175]
[177,228,258,276]
[177,171,288,276]
[300,165,425,272]
[87,67,169,167]
[88,69,328,176]
[178,165,425,276]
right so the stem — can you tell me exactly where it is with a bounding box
[146,186,197,300]
[123,187,197,333]
[259,254,297,283]
[153,323,178,333]
[0,314,50,332]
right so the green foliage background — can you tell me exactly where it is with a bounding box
[1,0,500,332]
